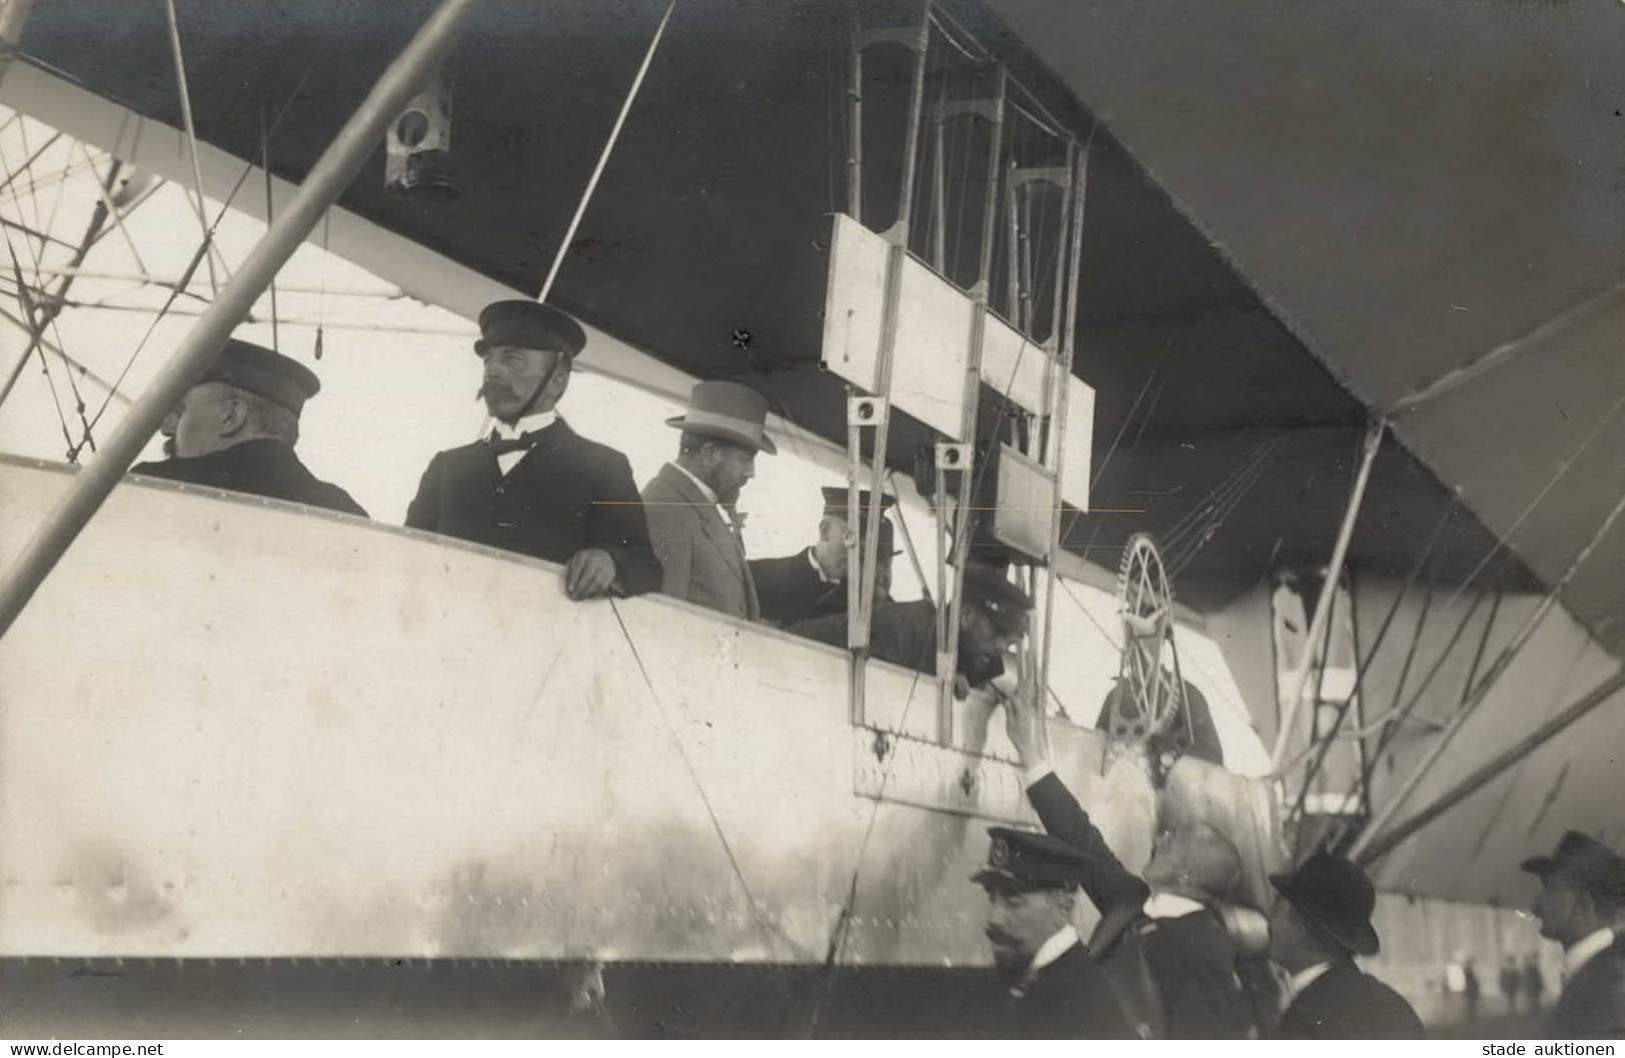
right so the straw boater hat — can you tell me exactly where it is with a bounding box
[665,381,777,454]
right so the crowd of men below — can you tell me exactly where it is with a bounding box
[127,301,1625,1040]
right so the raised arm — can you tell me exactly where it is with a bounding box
[1004,655,1150,916]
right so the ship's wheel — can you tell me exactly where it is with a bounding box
[1105,533,1193,785]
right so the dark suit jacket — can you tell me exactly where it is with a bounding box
[1138,909,1257,1038]
[641,462,758,619]
[788,596,936,673]
[984,941,1135,1039]
[1026,773,1153,919]
[1024,771,1166,1037]
[1547,936,1625,1039]
[1276,958,1423,1039]
[131,439,366,517]
[750,547,841,627]
[405,419,659,594]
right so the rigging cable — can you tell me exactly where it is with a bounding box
[606,597,788,962]
[804,662,927,1036]
[3,238,73,453]
[1351,432,1625,862]
[1282,494,1456,825]
[1342,383,1625,807]
[313,208,331,360]
[0,153,124,408]
[73,63,320,448]
[0,143,94,451]
[537,0,676,303]
[164,0,222,295]
[260,102,279,351]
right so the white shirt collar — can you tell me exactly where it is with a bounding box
[492,409,558,440]
[670,461,719,506]
[807,547,834,583]
[1564,927,1616,978]
[1010,924,1081,998]
[1287,961,1334,1002]
[1144,892,1207,920]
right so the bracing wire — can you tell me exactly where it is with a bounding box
[1283,496,1457,824]
[804,663,926,1036]
[72,62,320,448]
[606,597,787,962]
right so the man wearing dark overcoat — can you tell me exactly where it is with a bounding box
[1267,851,1423,1038]
[405,300,659,600]
[972,826,1135,1038]
[749,486,890,628]
[1001,663,1259,1038]
[131,337,366,517]
[1524,830,1625,1038]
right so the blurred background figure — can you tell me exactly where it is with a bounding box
[1499,955,1522,1015]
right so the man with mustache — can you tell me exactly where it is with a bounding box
[788,561,1027,690]
[130,338,366,517]
[405,300,659,600]
[972,826,1135,1038]
[1522,831,1625,1038]
[641,381,776,620]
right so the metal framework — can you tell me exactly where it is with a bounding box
[841,1,1090,740]
[1269,417,1385,772]
[0,0,482,639]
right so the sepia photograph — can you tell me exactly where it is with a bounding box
[0,0,1622,1043]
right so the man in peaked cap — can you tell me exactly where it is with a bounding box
[640,380,776,620]
[1266,850,1422,1038]
[1000,654,1259,1039]
[973,826,1135,1038]
[787,559,1029,688]
[130,337,366,517]
[1523,830,1625,1037]
[406,300,659,600]
[750,486,899,629]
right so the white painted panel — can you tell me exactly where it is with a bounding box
[819,213,887,393]
[0,457,1271,959]
[991,444,1056,561]
[890,256,974,439]
[1060,376,1095,510]
[979,313,1052,416]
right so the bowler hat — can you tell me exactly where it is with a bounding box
[973,826,1096,892]
[200,338,320,415]
[666,381,778,454]
[820,486,901,556]
[1270,850,1380,956]
[1521,831,1625,907]
[474,300,588,358]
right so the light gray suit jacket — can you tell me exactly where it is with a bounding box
[641,462,759,620]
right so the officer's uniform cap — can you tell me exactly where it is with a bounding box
[474,300,588,358]
[200,338,320,416]
[973,826,1095,892]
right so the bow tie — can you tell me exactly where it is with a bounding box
[488,428,546,456]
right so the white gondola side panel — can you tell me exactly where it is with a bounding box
[0,456,1286,962]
